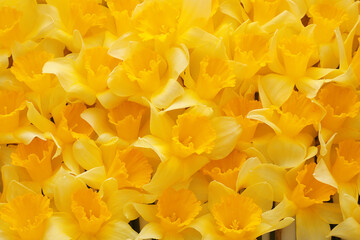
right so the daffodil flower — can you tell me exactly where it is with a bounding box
[0,0,53,69]
[133,104,241,194]
[45,0,114,51]
[247,91,321,168]
[43,44,120,106]
[260,28,337,107]
[0,192,53,240]
[328,193,360,239]
[312,139,360,216]
[134,188,202,240]
[108,42,188,109]
[49,173,153,240]
[191,180,293,240]
[238,159,342,240]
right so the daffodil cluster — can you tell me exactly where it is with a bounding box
[1,0,360,239]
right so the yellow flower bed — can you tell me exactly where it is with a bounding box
[0,0,359,239]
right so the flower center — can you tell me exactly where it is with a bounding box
[11,138,56,182]
[278,35,315,77]
[132,0,180,41]
[233,32,270,65]
[11,50,54,92]
[277,91,323,136]
[156,188,201,230]
[172,113,216,157]
[0,193,52,240]
[332,140,360,183]
[309,3,347,29]
[195,57,236,100]
[212,194,262,238]
[106,147,153,189]
[291,162,337,208]
[0,90,26,132]
[108,101,146,141]
[122,45,167,92]
[0,7,22,47]
[69,0,109,35]
[83,47,119,92]
[317,83,360,116]
[202,150,247,189]
[71,188,111,234]
[59,103,93,137]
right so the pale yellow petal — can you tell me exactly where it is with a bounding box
[313,159,337,189]
[43,58,96,105]
[149,104,174,141]
[267,135,307,168]
[26,101,56,133]
[296,208,330,240]
[97,220,138,240]
[151,78,184,109]
[328,217,360,239]
[207,117,241,160]
[241,182,273,212]
[138,222,163,240]
[73,137,103,170]
[133,136,170,162]
[54,174,86,212]
[258,74,294,107]
[208,180,235,211]
[5,180,35,202]
[133,204,158,223]
[262,196,296,227]
[178,0,211,33]
[43,213,80,240]
[81,107,115,137]
[76,166,107,189]
[315,203,342,225]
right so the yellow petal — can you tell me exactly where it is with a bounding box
[43,58,96,105]
[328,217,360,240]
[178,0,211,33]
[77,166,107,190]
[138,222,163,240]
[54,174,86,212]
[134,135,171,163]
[43,213,81,240]
[97,220,138,240]
[258,74,294,107]
[241,182,273,212]
[5,180,35,203]
[151,78,184,109]
[267,135,307,168]
[296,209,331,240]
[207,117,241,160]
[73,137,103,170]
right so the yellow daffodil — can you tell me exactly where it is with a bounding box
[222,94,262,142]
[108,42,188,109]
[238,159,342,240]
[202,149,248,190]
[2,0,360,239]
[317,83,360,132]
[135,188,202,240]
[50,173,145,240]
[45,0,114,51]
[0,193,53,240]
[0,0,53,69]
[11,137,59,182]
[191,180,293,240]
[328,194,360,239]
[43,45,120,106]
